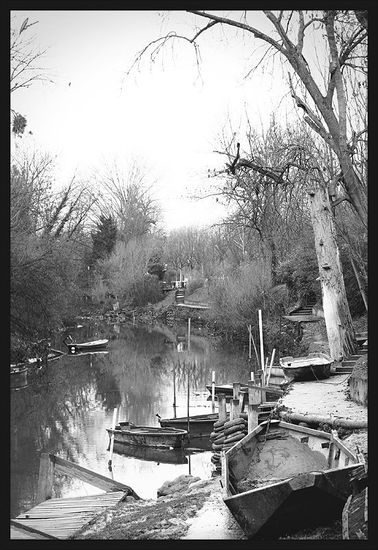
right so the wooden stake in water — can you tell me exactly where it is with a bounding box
[187,361,190,443]
[248,325,252,360]
[173,363,177,418]
[211,370,215,413]
[108,407,118,471]
[187,317,191,352]
[258,309,265,379]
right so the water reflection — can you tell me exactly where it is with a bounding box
[11,321,254,515]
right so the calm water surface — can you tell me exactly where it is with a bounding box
[10,321,253,517]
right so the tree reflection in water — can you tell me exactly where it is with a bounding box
[11,321,253,516]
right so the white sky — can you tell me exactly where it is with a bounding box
[10,10,297,231]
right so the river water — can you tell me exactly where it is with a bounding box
[10,321,254,518]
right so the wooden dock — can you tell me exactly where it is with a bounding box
[11,453,140,540]
[11,491,126,539]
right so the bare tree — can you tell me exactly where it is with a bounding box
[132,10,367,227]
[92,160,160,242]
[10,16,51,135]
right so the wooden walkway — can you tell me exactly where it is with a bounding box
[11,491,126,539]
[10,453,140,540]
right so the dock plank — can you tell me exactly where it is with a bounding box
[11,490,126,539]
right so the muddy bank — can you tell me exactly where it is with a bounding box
[72,476,240,540]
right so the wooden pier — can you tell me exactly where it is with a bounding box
[11,453,140,540]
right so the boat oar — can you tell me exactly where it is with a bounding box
[108,406,118,472]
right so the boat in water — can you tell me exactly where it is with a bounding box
[109,441,189,464]
[107,421,188,449]
[63,335,109,355]
[279,352,333,382]
[157,412,218,438]
[222,419,362,539]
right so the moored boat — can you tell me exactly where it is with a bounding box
[109,441,189,464]
[222,419,362,539]
[157,412,218,438]
[279,352,333,382]
[64,335,109,354]
[107,421,188,449]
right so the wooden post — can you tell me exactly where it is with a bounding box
[36,453,55,504]
[249,326,260,368]
[258,309,265,379]
[240,390,247,412]
[108,406,118,471]
[187,361,190,442]
[233,382,241,400]
[250,371,255,382]
[230,398,240,420]
[173,363,177,418]
[247,381,261,433]
[248,324,252,360]
[266,349,276,386]
[211,370,215,413]
[218,393,227,421]
[187,317,191,352]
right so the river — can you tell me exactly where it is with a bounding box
[10,320,254,518]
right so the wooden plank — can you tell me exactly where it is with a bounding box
[220,451,230,497]
[247,383,284,396]
[50,454,140,497]
[14,490,126,540]
[10,520,58,539]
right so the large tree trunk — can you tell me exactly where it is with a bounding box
[307,180,356,360]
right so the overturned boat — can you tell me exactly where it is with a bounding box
[279,352,333,382]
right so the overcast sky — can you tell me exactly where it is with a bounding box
[11,10,295,231]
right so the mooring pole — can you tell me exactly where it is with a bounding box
[187,361,190,443]
[108,406,118,471]
[211,370,215,413]
[187,317,191,352]
[173,362,177,418]
[258,309,265,379]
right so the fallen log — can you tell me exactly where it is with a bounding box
[280,411,367,430]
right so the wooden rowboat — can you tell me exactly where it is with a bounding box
[109,441,189,464]
[157,412,218,438]
[64,335,109,355]
[107,422,188,449]
[222,419,362,539]
[279,352,333,382]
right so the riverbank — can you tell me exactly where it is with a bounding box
[71,369,367,540]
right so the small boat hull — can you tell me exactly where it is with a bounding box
[159,413,218,438]
[64,338,109,355]
[222,419,362,539]
[109,441,188,464]
[107,423,188,449]
[280,353,333,382]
